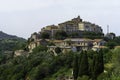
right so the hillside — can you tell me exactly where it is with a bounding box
[0,31,25,40]
[0,46,120,80]
[0,31,27,53]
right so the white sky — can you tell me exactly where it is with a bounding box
[0,0,120,39]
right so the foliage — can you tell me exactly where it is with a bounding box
[73,54,79,80]
[55,47,62,54]
[105,41,117,49]
[0,38,26,53]
[48,42,55,46]
[113,36,120,45]
[41,32,50,39]
[96,47,120,80]
[73,50,104,80]
[0,51,74,80]
[78,51,89,77]
[111,47,120,76]
[102,48,112,63]
[104,36,120,49]
[32,45,48,53]
[83,31,104,39]
[69,32,79,38]
[77,75,89,80]
[1,45,120,80]
[54,30,68,40]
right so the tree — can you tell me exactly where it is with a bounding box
[91,50,104,80]
[48,42,55,46]
[78,51,89,77]
[54,30,68,40]
[41,32,50,39]
[83,31,104,39]
[73,54,79,80]
[55,47,62,54]
[92,52,98,80]
[105,41,117,49]
[102,48,111,63]
[69,32,79,38]
[111,47,120,76]
[112,36,120,45]
[98,49,104,74]
[32,45,48,53]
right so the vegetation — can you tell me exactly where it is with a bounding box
[55,47,62,54]
[0,50,74,80]
[0,31,26,53]
[32,45,48,53]
[73,50,104,80]
[97,47,120,80]
[54,30,68,40]
[73,54,79,80]
[1,31,120,80]
[83,31,104,39]
[53,30,104,39]
[0,38,26,54]
[105,41,117,49]
[1,45,120,80]
[69,32,79,38]
[41,32,50,39]
[105,36,120,49]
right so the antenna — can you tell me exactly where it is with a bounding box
[107,25,109,34]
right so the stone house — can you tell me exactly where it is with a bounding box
[14,50,29,57]
[28,39,49,52]
[92,39,106,51]
[64,38,93,51]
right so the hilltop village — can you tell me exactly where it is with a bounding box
[2,16,120,80]
[15,16,115,56]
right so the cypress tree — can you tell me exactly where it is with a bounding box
[92,50,104,80]
[78,51,89,77]
[73,54,79,80]
[78,50,83,77]
[92,52,99,80]
[98,49,104,74]
[88,50,95,78]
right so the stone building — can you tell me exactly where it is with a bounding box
[29,32,40,42]
[78,22,102,33]
[40,16,103,38]
[58,16,102,33]
[41,25,60,38]
[47,38,106,55]
[64,38,93,51]
[92,39,106,51]
[28,39,49,52]
[14,50,29,57]
[58,16,82,32]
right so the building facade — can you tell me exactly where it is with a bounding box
[40,16,103,38]
[78,22,102,32]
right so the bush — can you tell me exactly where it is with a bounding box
[77,75,89,80]
[54,30,68,40]
[32,45,48,53]
[41,32,50,39]
[55,47,62,54]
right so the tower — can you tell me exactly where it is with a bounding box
[107,25,109,34]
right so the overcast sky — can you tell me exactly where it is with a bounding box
[0,0,120,39]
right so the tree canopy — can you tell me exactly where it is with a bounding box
[54,30,68,40]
